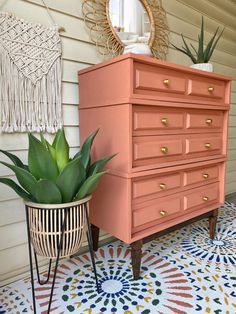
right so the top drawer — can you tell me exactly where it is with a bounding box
[133,62,229,105]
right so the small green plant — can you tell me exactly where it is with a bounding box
[171,17,224,64]
[0,129,115,204]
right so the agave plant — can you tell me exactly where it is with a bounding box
[171,17,224,64]
[0,129,115,204]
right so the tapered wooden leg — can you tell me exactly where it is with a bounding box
[91,224,99,251]
[131,240,143,280]
[209,209,218,240]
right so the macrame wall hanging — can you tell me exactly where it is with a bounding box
[0,2,63,133]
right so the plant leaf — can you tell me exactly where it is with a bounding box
[52,129,61,148]
[181,35,197,63]
[0,162,37,197]
[56,157,86,202]
[88,153,116,177]
[0,149,28,170]
[206,28,224,62]
[40,133,48,149]
[28,133,59,181]
[0,178,34,201]
[35,179,62,204]
[55,128,69,172]
[74,171,106,201]
[79,129,99,169]
[197,16,204,62]
[46,142,57,161]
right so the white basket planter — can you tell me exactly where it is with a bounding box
[190,63,213,72]
[25,196,91,259]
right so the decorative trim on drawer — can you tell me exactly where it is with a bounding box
[183,165,219,186]
[188,78,225,99]
[135,66,186,94]
[133,137,183,161]
[185,136,222,154]
[133,197,182,228]
[132,173,181,199]
[183,182,219,210]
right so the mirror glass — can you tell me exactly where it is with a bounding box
[109,0,151,46]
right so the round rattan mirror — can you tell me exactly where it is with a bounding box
[82,0,169,59]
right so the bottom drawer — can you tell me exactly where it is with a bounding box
[183,182,219,210]
[133,197,181,229]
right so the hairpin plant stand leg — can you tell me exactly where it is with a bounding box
[25,205,100,314]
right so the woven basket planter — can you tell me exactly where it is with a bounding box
[25,196,91,259]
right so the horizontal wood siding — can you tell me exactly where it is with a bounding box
[0,0,235,284]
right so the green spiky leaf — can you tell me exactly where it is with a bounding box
[55,129,69,172]
[35,179,62,204]
[88,154,116,177]
[0,178,34,201]
[197,17,204,62]
[79,129,99,169]
[28,133,59,181]
[0,162,37,197]
[206,28,224,62]
[74,171,106,201]
[56,157,86,202]
[0,149,28,171]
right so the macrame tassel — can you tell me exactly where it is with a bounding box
[0,43,62,133]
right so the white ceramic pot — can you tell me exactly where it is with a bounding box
[123,43,152,56]
[190,63,213,72]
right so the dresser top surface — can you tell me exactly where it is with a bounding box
[78,53,232,82]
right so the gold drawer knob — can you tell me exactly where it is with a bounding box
[202,196,209,202]
[161,117,168,125]
[202,173,209,179]
[163,79,170,86]
[159,183,167,190]
[205,143,211,149]
[206,118,213,125]
[208,86,214,92]
[160,146,168,154]
[160,210,167,217]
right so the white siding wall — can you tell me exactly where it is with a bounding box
[0,0,235,284]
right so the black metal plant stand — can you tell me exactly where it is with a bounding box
[25,203,100,314]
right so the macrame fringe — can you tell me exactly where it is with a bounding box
[0,44,62,133]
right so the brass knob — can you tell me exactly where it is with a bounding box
[160,210,167,217]
[206,118,213,125]
[159,183,167,190]
[205,143,211,149]
[202,173,209,179]
[161,117,168,125]
[160,146,168,154]
[208,86,214,92]
[202,196,209,202]
[163,79,170,86]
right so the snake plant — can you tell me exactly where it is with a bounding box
[171,17,224,64]
[0,129,115,204]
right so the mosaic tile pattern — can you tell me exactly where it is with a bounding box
[0,203,236,313]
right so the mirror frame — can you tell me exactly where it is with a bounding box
[82,0,169,59]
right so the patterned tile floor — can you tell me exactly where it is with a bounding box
[1,202,236,314]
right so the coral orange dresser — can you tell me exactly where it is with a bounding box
[79,54,231,279]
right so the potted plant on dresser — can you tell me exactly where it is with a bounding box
[171,16,224,72]
[0,128,115,314]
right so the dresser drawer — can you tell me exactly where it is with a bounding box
[132,172,181,199]
[133,197,182,228]
[184,165,219,186]
[133,136,183,163]
[133,106,184,134]
[134,63,186,95]
[188,77,225,100]
[183,183,219,210]
[185,134,222,155]
[186,110,223,130]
